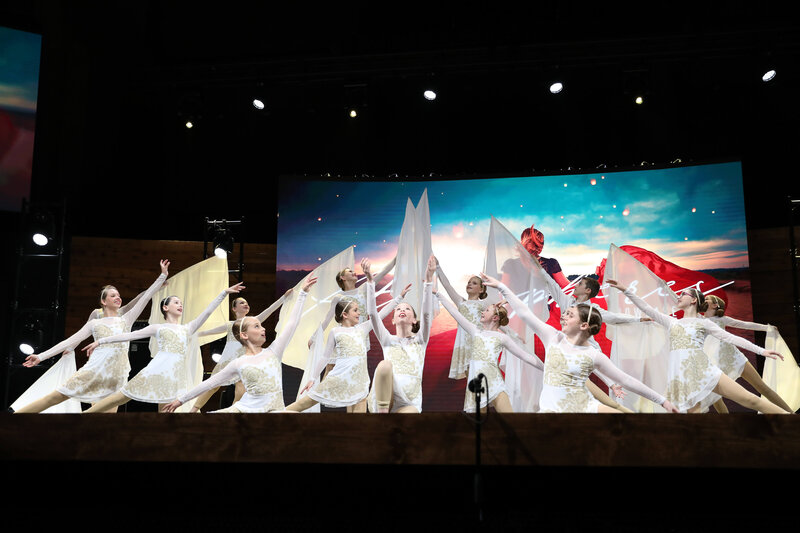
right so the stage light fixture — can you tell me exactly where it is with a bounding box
[550,82,563,94]
[349,109,358,118]
[423,90,437,100]
[211,353,222,363]
[19,343,34,355]
[32,233,48,246]
[762,70,776,82]
[16,317,45,359]
[253,99,265,110]
[212,228,234,259]
[635,96,644,105]
[185,121,194,129]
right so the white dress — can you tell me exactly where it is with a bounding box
[704,315,770,380]
[498,282,667,413]
[365,280,432,413]
[306,294,401,408]
[623,289,770,411]
[95,289,228,403]
[177,291,310,412]
[29,272,167,403]
[200,295,288,387]
[436,292,543,412]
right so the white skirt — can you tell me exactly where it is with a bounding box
[308,355,370,408]
[367,372,422,413]
[211,391,285,413]
[666,347,722,412]
[463,359,505,412]
[123,350,187,403]
[57,343,131,403]
[539,382,602,413]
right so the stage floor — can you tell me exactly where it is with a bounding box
[3,413,798,528]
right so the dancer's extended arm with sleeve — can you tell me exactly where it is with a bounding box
[255,290,291,323]
[269,290,309,363]
[493,280,560,347]
[435,263,465,305]
[620,288,674,329]
[185,290,230,336]
[591,354,667,407]
[366,280,394,348]
[26,321,94,365]
[358,290,403,336]
[370,256,397,285]
[499,332,544,371]
[435,293,480,337]
[598,307,641,325]
[122,269,169,328]
[719,316,771,332]
[175,358,242,406]
[705,319,769,356]
[418,281,434,344]
[93,323,162,348]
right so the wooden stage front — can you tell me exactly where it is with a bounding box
[2,413,798,529]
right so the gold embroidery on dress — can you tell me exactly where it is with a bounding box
[717,343,738,374]
[126,361,184,399]
[333,330,366,361]
[387,346,417,375]
[670,324,695,350]
[556,389,593,412]
[470,336,501,364]
[241,363,281,396]
[158,327,187,355]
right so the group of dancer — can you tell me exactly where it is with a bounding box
[11,246,796,415]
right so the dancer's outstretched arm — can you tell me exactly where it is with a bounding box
[499,332,544,371]
[165,360,242,412]
[605,281,674,329]
[718,315,771,332]
[434,260,465,305]
[481,274,559,347]
[591,355,678,412]
[270,281,315,362]
[22,321,94,367]
[256,289,293,323]
[705,320,782,360]
[122,260,170,327]
[186,283,245,336]
[434,292,479,337]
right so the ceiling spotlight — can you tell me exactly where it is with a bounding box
[550,82,563,94]
[349,109,357,118]
[32,233,48,246]
[212,227,233,259]
[19,343,34,355]
[762,70,776,82]
[635,96,644,105]
[423,90,437,101]
[185,121,193,129]
[253,99,265,110]
[211,353,222,363]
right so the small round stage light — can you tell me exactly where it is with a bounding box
[32,233,48,246]
[211,353,222,363]
[424,90,437,100]
[550,82,563,94]
[214,247,228,259]
[253,99,265,110]
[19,343,34,355]
[635,96,644,105]
[185,121,193,129]
[349,109,358,118]
[762,70,776,82]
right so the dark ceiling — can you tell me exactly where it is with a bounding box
[3,2,800,244]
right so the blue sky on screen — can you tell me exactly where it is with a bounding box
[278,162,747,285]
[0,27,42,112]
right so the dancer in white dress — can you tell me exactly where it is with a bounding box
[605,280,790,414]
[190,291,292,412]
[435,260,489,380]
[14,260,170,413]
[366,255,435,413]
[434,289,543,412]
[163,278,317,413]
[702,295,793,413]
[310,257,396,349]
[81,282,245,413]
[482,274,679,413]
[286,274,410,413]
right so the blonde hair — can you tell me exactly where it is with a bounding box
[232,316,256,345]
[469,276,488,300]
[100,285,118,307]
[494,304,509,327]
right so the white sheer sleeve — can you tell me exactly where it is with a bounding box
[123,273,168,328]
[598,306,640,325]
[435,265,465,305]
[592,352,666,405]
[544,270,571,311]
[199,322,230,337]
[418,282,433,344]
[622,288,675,330]
[255,293,289,323]
[97,323,161,346]
[119,289,145,316]
[719,316,771,332]
[177,359,241,404]
[497,282,559,347]
[357,294,401,335]
[310,327,336,379]
[366,281,393,347]
[36,321,94,362]
[371,255,396,285]
[435,292,479,337]
[705,319,766,356]
[500,333,544,371]
[268,290,309,362]
[185,290,228,336]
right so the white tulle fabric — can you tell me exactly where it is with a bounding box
[763,327,800,412]
[482,216,549,412]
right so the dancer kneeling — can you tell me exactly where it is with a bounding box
[606,280,790,414]
[482,274,679,413]
[164,278,317,413]
[366,255,435,413]
[82,282,245,413]
[285,270,409,413]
